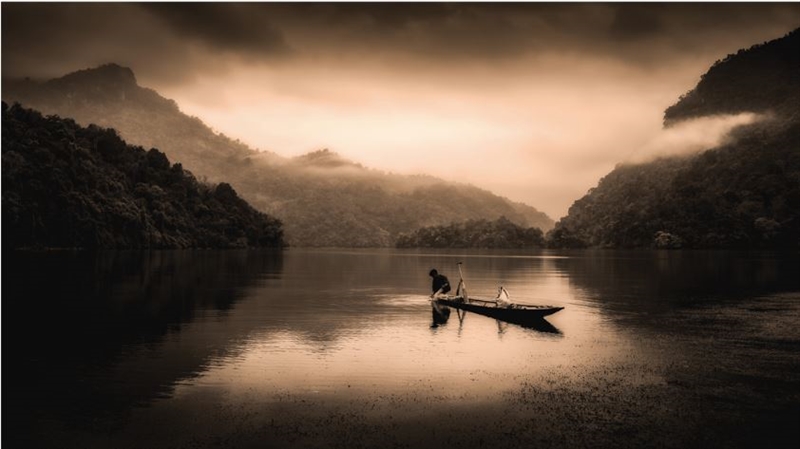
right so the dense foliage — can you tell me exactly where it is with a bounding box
[547,129,800,249]
[3,65,553,247]
[396,217,544,248]
[2,102,284,249]
[548,29,800,250]
[664,29,800,124]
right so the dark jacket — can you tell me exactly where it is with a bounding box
[432,274,451,294]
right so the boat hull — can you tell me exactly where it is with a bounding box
[436,298,563,321]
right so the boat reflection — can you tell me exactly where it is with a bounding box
[431,302,562,335]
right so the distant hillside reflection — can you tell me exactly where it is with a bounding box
[3,250,283,439]
[551,250,800,320]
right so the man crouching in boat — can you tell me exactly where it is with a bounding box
[429,269,451,299]
[430,268,452,326]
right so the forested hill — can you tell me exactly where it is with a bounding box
[2,102,284,249]
[396,217,545,249]
[548,29,800,250]
[2,64,553,247]
[664,28,800,124]
[3,64,262,181]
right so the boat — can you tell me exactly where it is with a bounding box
[433,297,562,333]
[435,296,564,321]
[431,262,564,327]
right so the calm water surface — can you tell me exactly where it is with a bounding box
[4,249,799,448]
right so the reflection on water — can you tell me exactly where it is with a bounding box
[432,302,563,334]
[552,249,800,324]
[3,250,283,444]
[3,248,799,448]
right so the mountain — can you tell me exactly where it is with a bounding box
[548,29,800,249]
[664,29,800,124]
[2,102,284,249]
[2,64,554,247]
[3,63,260,179]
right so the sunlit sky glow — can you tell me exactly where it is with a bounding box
[3,3,799,218]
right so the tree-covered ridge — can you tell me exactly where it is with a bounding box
[396,217,545,248]
[2,102,284,249]
[548,29,800,250]
[664,28,800,124]
[2,64,554,246]
[547,127,800,250]
[2,64,264,178]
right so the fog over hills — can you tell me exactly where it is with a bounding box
[2,102,284,249]
[3,65,553,246]
[548,29,800,249]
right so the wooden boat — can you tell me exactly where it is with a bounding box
[435,297,564,321]
[431,262,564,328]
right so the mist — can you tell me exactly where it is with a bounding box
[625,113,763,164]
[165,56,694,219]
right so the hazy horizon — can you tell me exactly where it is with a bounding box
[3,3,800,218]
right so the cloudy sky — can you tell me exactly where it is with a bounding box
[3,3,800,218]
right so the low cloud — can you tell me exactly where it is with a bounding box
[626,113,763,163]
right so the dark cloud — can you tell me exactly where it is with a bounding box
[142,3,290,56]
[1,3,199,83]
[294,2,456,29]
[260,3,800,66]
[2,2,799,84]
[609,4,665,40]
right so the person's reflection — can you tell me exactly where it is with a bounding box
[431,301,450,327]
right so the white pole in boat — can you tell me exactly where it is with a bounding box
[456,262,468,302]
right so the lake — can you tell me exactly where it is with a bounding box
[3,248,799,448]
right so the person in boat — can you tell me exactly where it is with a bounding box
[429,269,451,299]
